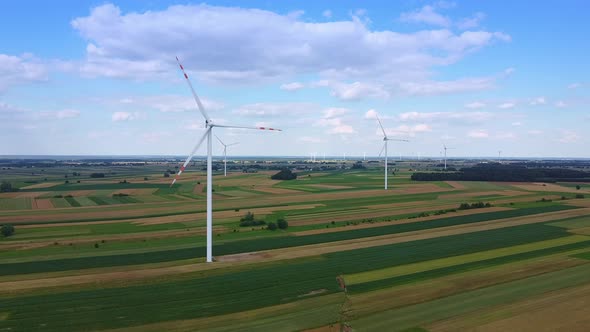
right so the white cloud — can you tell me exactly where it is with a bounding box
[530,97,546,105]
[385,124,431,137]
[400,5,451,27]
[555,101,567,108]
[323,107,348,119]
[457,12,486,30]
[314,108,355,135]
[364,109,378,119]
[558,130,579,143]
[467,129,489,138]
[56,109,81,119]
[496,132,516,139]
[511,122,522,126]
[568,83,581,89]
[0,53,48,91]
[298,136,323,143]
[112,111,142,122]
[70,3,510,88]
[322,10,332,18]
[498,102,515,109]
[527,130,543,135]
[398,111,492,123]
[280,82,305,91]
[39,109,80,120]
[465,101,486,109]
[400,76,496,95]
[324,81,390,101]
[233,102,315,117]
[115,95,224,113]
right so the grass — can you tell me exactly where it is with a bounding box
[64,196,81,207]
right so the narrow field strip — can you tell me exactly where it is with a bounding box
[345,235,590,285]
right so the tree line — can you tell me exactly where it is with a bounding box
[411,163,590,182]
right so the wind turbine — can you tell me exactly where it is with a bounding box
[443,144,455,170]
[171,57,281,263]
[376,114,409,190]
[215,135,238,177]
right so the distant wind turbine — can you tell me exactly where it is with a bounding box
[171,57,281,263]
[215,135,238,177]
[443,144,455,170]
[376,114,409,190]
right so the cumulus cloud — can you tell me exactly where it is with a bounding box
[39,109,81,119]
[112,111,142,122]
[233,102,315,117]
[364,109,378,119]
[115,95,224,113]
[70,3,510,90]
[558,130,579,143]
[568,83,581,89]
[465,101,486,109]
[467,129,489,138]
[280,82,305,91]
[399,76,497,95]
[0,53,48,91]
[555,101,567,108]
[322,10,332,18]
[530,97,546,105]
[385,124,431,137]
[298,136,323,143]
[498,102,515,109]
[314,107,355,134]
[457,12,486,30]
[318,81,389,101]
[400,5,451,27]
[398,111,492,123]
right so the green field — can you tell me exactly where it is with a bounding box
[1,161,590,331]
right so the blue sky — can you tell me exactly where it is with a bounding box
[0,0,588,157]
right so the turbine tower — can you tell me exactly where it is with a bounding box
[443,144,455,170]
[376,114,408,190]
[215,135,238,177]
[171,57,281,263]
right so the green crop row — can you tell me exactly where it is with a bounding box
[0,223,571,331]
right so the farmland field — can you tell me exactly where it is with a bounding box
[1,159,590,331]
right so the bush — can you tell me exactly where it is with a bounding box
[164,173,170,178]
[576,194,585,199]
[90,173,105,178]
[267,222,277,231]
[239,212,265,227]
[277,218,289,230]
[271,168,297,180]
[576,185,581,190]
[0,181,16,193]
[1,224,15,237]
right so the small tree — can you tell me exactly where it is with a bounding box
[576,185,581,190]
[277,218,288,230]
[267,222,277,231]
[164,173,170,178]
[0,181,13,193]
[1,224,15,237]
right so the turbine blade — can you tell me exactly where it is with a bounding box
[214,124,282,131]
[170,128,210,186]
[375,114,388,138]
[175,57,211,122]
[386,138,410,142]
[378,143,386,157]
[214,134,225,146]
[227,142,239,147]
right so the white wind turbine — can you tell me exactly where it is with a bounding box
[215,135,239,177]
[376,114,409,190]
[443,144,455,170]
[171,57,281,263]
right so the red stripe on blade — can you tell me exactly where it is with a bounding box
[184,73,188,79]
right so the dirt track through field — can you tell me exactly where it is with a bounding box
[19,182,61,190]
